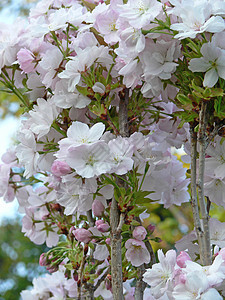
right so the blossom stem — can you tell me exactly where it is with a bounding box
[145,239,156,267]
[198,101,211,265]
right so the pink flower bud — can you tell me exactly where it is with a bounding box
[17,48,35,73]
[96,220,110,232]
[46,265,58,273]
[174,268,186,285]
[106,238,111,245]
[105,277,112,290]
[92,199,105,217]
[51,160,72,177]
[176,251,191,268]
[39,253,47,266]
[147,224,155,234]
[73,228,92,244]
[132,226,147,241]
[73,272,78,281]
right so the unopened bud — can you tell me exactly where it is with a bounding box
[92,199,105,217]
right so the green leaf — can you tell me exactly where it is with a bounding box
[203,87,211,98]
[186,41,201,55]
[174,110,198,123]
[128,206,146,215]
[191,79,204,94]
[130,220,141,226]
[76,85,89,96]
[133,191,152,199]
[177,94,192,105]
[210,88,224,97]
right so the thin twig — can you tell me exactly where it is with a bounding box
[145,239,156,267]
[117,212,125,233]
[205,122,225,149]
[77,247,87,299]
[94,267,111,291]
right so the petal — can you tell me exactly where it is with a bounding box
[188,57,210,72]
[89,122,105,142]
[203,68,218,87]
[201,43,220,61]
[217,55,225,79]
[201,288,223,300]
[67,121,89,140]
[202,16,225,33]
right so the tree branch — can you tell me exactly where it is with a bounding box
[93,267,111,292]
[77,246,87,299]
[134,265,146,300]
[110,88,129,300]
[198,101,211,265]
[205,122,225,149]
[190,125,204,262]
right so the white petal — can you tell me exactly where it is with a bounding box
[89,122,105,142]
[203,68,218,87]
[67,121,88,140]
[203,16,225,33]
[188,57,210,72]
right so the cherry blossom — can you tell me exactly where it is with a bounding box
[143,249,177,298]
[125,238,150,267]
[188,42,225,87]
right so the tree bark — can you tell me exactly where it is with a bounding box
[134,265,146,300]
[190,101,211,266]
[110,88,129,300]
[190,126,204,263]
[198,101,211,265]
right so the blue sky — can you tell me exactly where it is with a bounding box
[0,1,26,222]
[0,117,20,223]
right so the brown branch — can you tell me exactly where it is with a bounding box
[190,125,204,261]
[93,267,111,292]
[77,246,87,299]
[134,265,146,300]
[117,212,125,233]
[110,88,129,300]
[198,101,211,265]
[205,122,225,149]
[145,239,156,267]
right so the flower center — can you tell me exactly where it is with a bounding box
[86,155,96,166]
[109,22,116,32]
[138,1,147,14]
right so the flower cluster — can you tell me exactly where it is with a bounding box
[143,248,225,299]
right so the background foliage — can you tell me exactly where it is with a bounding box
[0,218,47,300]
